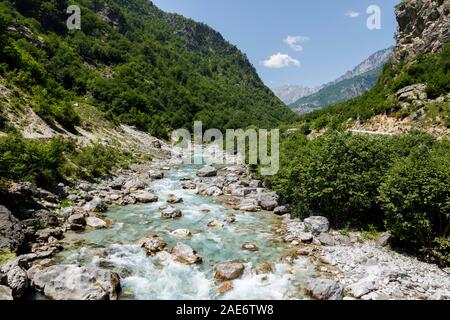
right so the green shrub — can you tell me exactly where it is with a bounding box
[0,134,73,186]
[72,144,119,179]
[0,248,16,264]
[379,141,450,250]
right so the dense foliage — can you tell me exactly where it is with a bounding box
[263,131,450,266]
[0,0,294,137]
[298,42,450,131]
[0,134,122,187]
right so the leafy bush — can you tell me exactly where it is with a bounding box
[72,144,120,179]
[0,134,73,186]
[379,141,450,250]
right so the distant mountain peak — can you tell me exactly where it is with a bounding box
[271,85,322,105]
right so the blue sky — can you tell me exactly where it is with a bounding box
[152,0,399,88]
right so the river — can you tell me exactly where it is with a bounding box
[51,160,315,300]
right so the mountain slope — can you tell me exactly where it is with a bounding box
[290,48,393,114]
[0,0,295,138]
[271,85,321,105]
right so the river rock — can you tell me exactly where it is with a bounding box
[346,277,378,298]
[161,206,182,220]
[0,285,13,300]
[317,233,336,246]
[167,194,183,204]
[68,213,86,226]
[149,170,164,180]
[140,236,167,256]
[208,220,225,228]
[0,205,26,253]
[170,229,191,238]
[83,197,107,213]
[27,264,120,300]
[196,166,217,177]
[135,192,158,204]
[86,216,107,229]
[258,192,279,211]
[241,243,258,251]
[306,278,344,300]
[249,180,263,188]
[238,199,259,212]
[255,262,273,275]
[225,214,237,224]
[0,258,29,299]
[123,179,146,191]
[274,206,290,215]
[181,181,197,190]
[171,243,202,265]
[304,216,330,235]
[35,228,63,242]
[217,282,234,294]
[215,261,245,281]
[34,209,59,227]
[201,186,223,197]
[299,232,314,243]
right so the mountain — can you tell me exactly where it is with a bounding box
[290,48,393,114]
[295,0,449,135]
[271,85,321,105]
[0,0,295,138]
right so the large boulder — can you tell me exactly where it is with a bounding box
[304,216,330,235]
[257,192,279,211]
[306,279,344,300]
[83,197,107,213]
[196,166,217,177]
[214,261,245,281]
[140,236,166,256]
[135,192,158,204]
[27,264,120,300]
[171,243,202,265]
[0,259,29,299]
[346,277,378,298]
[161,206,182,220]
[0,205,26,253]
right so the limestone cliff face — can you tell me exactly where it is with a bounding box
[394,0,449,63]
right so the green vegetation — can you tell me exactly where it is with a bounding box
[0,0,295,137]
[262,131,450,266]
[0,133,124,187]
[298,43,450,130]
[0,248,16,264]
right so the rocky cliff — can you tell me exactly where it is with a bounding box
[394,0,450,63]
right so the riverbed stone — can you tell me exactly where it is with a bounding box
[149,170,164,180]
[171,243,202,265]
[201,186,223,197]
[35,228,63,242]
[135,191,158,204]
[304,216,330,235]
[255,262,273,275]
[68,213,86,226]
[238,198,259,212]
[274,206,290,215]
[217,282,234,294]
[208,220,225,228]
[140,236,167,256]
[258,192,279,211]
[1,259,29,299]
[0,205,26,253]
[215,261,245,281]
[27,264,120,300]
[83,197,107,213]
[86,216,107,229]
[170,229,191,238]
[167,194,183,204]
[161,206,182,220]
[346,277,379,298]
[196,166,217,177]
[241,243,258,251]
[306,278,344,300]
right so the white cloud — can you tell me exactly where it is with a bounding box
[345,11,361,18]
[262,53,301,69]
[284,35,309,52]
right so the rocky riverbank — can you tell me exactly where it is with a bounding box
[1,144,449,300]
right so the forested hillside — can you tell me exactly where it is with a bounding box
[0,0,294,138]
